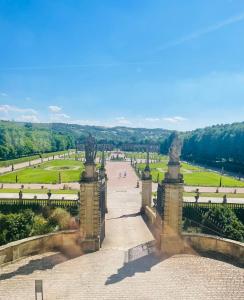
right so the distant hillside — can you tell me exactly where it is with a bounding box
[0,120,171,160]
[160,122,244,174]
[1,120,243,174]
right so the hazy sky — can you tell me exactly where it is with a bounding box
[0,0,244,130]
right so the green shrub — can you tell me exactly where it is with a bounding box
[48,208,71,230]
[202,206,244,242]
[0,210,35,245]
[32,215,54,235]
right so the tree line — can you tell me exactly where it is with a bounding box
[0,120,170,161]
[0,121,75,160]
[160,122,244,174]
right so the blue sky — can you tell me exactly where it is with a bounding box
[0,0,244,130]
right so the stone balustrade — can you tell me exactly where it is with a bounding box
[183,233,244,264]
[144,204,244,265]
[0,230,80,266]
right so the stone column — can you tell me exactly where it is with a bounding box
[156,133,184,255]
[80,163,100,251]
[159,161,184,255]
[141,150,152,212]
[141,171,152,213]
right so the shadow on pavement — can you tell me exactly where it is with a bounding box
[107,212,141,220]
[0,253,69,281]
[105,240,164,285]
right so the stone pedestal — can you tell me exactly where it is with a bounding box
[160,182,184,254]
[141,155,152,212]
[157,161,184,255]
[80,163,100,251]
[141,179,152,212]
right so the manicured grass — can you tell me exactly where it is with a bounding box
[183,172,244,187]
[0,160,84,183]
[0,188,78,194]
[0,150,74,167]
[137,159,244,187]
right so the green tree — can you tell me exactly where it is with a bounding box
[202,206,244,242]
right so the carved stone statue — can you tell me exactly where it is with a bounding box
[169,133,182,163]
[84,133,97,164]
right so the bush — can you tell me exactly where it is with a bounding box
[32,215,54,235]
[202,206,244,242]
[48,208,71,230]
[0,210,35,245]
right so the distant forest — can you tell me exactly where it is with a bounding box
[160,122,244,174]
[0,120,169,160]
[0,120,243,174]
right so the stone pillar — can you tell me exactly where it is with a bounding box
[141,150,152,212]
[156,133,184,255]
[80,163,100,252]
[159,161,184,255]
[141,172,152,212]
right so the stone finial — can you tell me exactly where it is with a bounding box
[84,133,97,164]
[145,148,150,170]
[142,148,151,180]
[164,133,183,183]
[169,133,182,164]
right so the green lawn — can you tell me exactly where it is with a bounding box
[0,160,84,183]
[137,160,244,187]
[0,150,74,167]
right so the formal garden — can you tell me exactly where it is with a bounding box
[136,155,244,187]
[0,159,84,183]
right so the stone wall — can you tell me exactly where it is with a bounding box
[144,204,244,264]
[0,230,80,266]
[145,206,156,225]
[183,233,244,264]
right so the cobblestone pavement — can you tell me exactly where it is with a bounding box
[0,162,243,300]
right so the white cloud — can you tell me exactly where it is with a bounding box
[50,113,70,122]
[70,119,101,126]
[163,116,187,123]
[0,104,37,114]
[145,117,160,122]
[16,114,40,123]
[48,105,62,113]
[115,117,132,125]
